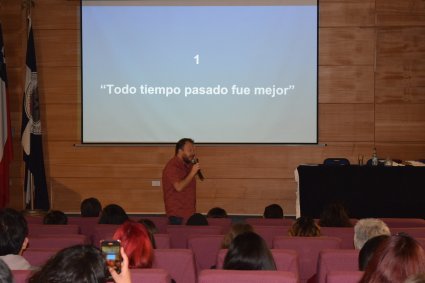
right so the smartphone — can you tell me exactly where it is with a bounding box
[100,240,122,277]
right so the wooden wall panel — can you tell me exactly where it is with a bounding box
[320,1,375,27]
[376,0,425,27]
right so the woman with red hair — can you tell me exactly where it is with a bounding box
[113,221,154,268]
[360,234,425,283]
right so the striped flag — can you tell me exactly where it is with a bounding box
[0,23,13,208]
[21,19,49,210]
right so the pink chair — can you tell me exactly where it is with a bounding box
[416,237,425,248]
[316,249,359,283]
[23,248,57,267]
[92,224,120,247]
[130,268,171,283]
[199,269,298,283]
[320,227,355,249]
[391,227,425,238]
[28,235,88,249]
[25,215,44,224]
[68,217,99,239]
[28,224,80,236]
[247,218,295,226]
[155,234,171,249]
[206,218,232,233]
[273,236,342,283]
[153,249,197,283]
[326,271,364,283]
[12,270,33,283]
[188,235,223,273]
[253,226,291,248]
[380,218,425,228]
[166,225,223,248]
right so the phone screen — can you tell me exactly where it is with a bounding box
[101,240,122,275]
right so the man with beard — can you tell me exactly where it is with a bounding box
[162,138,201,225]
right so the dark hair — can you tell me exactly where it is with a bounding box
[0,259,13,283]
[0,208,28,255]
[138,219,158,249]
[289,216,321,237]
[186,213,208,226]
[98,204,129,225]
[319,202,352,227]
[263,204,284,219]
[29,245,108,283]
[359,235,390,271]
[80,198,102,217]
[360,234,425,283]
[207,207,228,218]
[43,210,68,225]
[223,232,276,271]
[175,138,194,155]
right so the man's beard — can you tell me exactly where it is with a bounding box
[182,155,192,164]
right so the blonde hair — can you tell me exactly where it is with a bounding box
[289,216,321,237]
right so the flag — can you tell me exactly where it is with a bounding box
[0,23,13,208]
[21,19,49,210]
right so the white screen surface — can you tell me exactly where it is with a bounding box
[82,1,318,143]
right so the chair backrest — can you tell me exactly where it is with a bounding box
[188,235,224,273]
[166,225,223,248]
[130,268,171,283]
[12,270,33,283]
[25,216,44,224]
[391,227,425,239]
[28,224,80,236]
[326,271,364,283]
[246,218,295,226]
[206,218,232,232]
[320,227,355,249]
[92,224,120,247]
[68,217,99,239]
[323,158,350,166]
[153,249,196,283]
[380,218,425,228]
[28,234,88,250]
[253,226,291,248]
[316,249,360,283]
[155,234,171,249]
[199,269,298,283]
[23,248,57,267]
[273,236,342,283]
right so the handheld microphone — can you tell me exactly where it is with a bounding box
[191,158,204,181]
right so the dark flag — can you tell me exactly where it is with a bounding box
[21,19,49,210]
[0,23,13,208]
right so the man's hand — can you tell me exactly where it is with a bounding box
[190,163,201,176]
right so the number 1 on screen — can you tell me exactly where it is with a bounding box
[194,54,200,65]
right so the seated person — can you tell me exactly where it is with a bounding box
[80,197,102,217]
[263,204,284,219]
[138,219,158,249]
[0,209,33,270]
[222,223,254,249]
[0,259,13,283]
[207,207,228,218]
[43,210,68,225]
[354,218,391,250]
[289,216,321,237]
[223,231,276,270]
[358,235,390,271]
[319,202,352,227]
[186,213,208,226]
[98,204,129,225]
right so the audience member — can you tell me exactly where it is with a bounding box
[43,210,68,225]
[263,204,284,219]
[207,207,228,218]
[360,234,425,283]
[358,235,390,271]
[98,204,129,225]
[354,218,391,250]
[80,197,102,217]
[223,231,276,271]
[319,202,352,227]
[138,219,158,249]
[29,245,131,283]
[0,259,13,283]
[222,223,254,249]
[113,221,153,268]
[186,213,208,226]
[0,209,33,270]
[289,216,321,237]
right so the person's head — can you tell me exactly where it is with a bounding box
[0,259,13,283]
[29,245,108,283]
[207,207,228,218]
[80,198,102,217]
[354,218,391,250]
[222,223,254,249]
[263,204,284,219]
[175,138,195,163]
[113,221,153,268]
[138,219,158,249]
[223,231,276,271]
[186,213,208,226]
[98,204,129,225]
[405,274,425,283]
[319,202,352,227]
[43,210,68,225]
[0,208,29,256]
[289,216,321,237]
[358,235,390,271]
[360,234,425,283]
